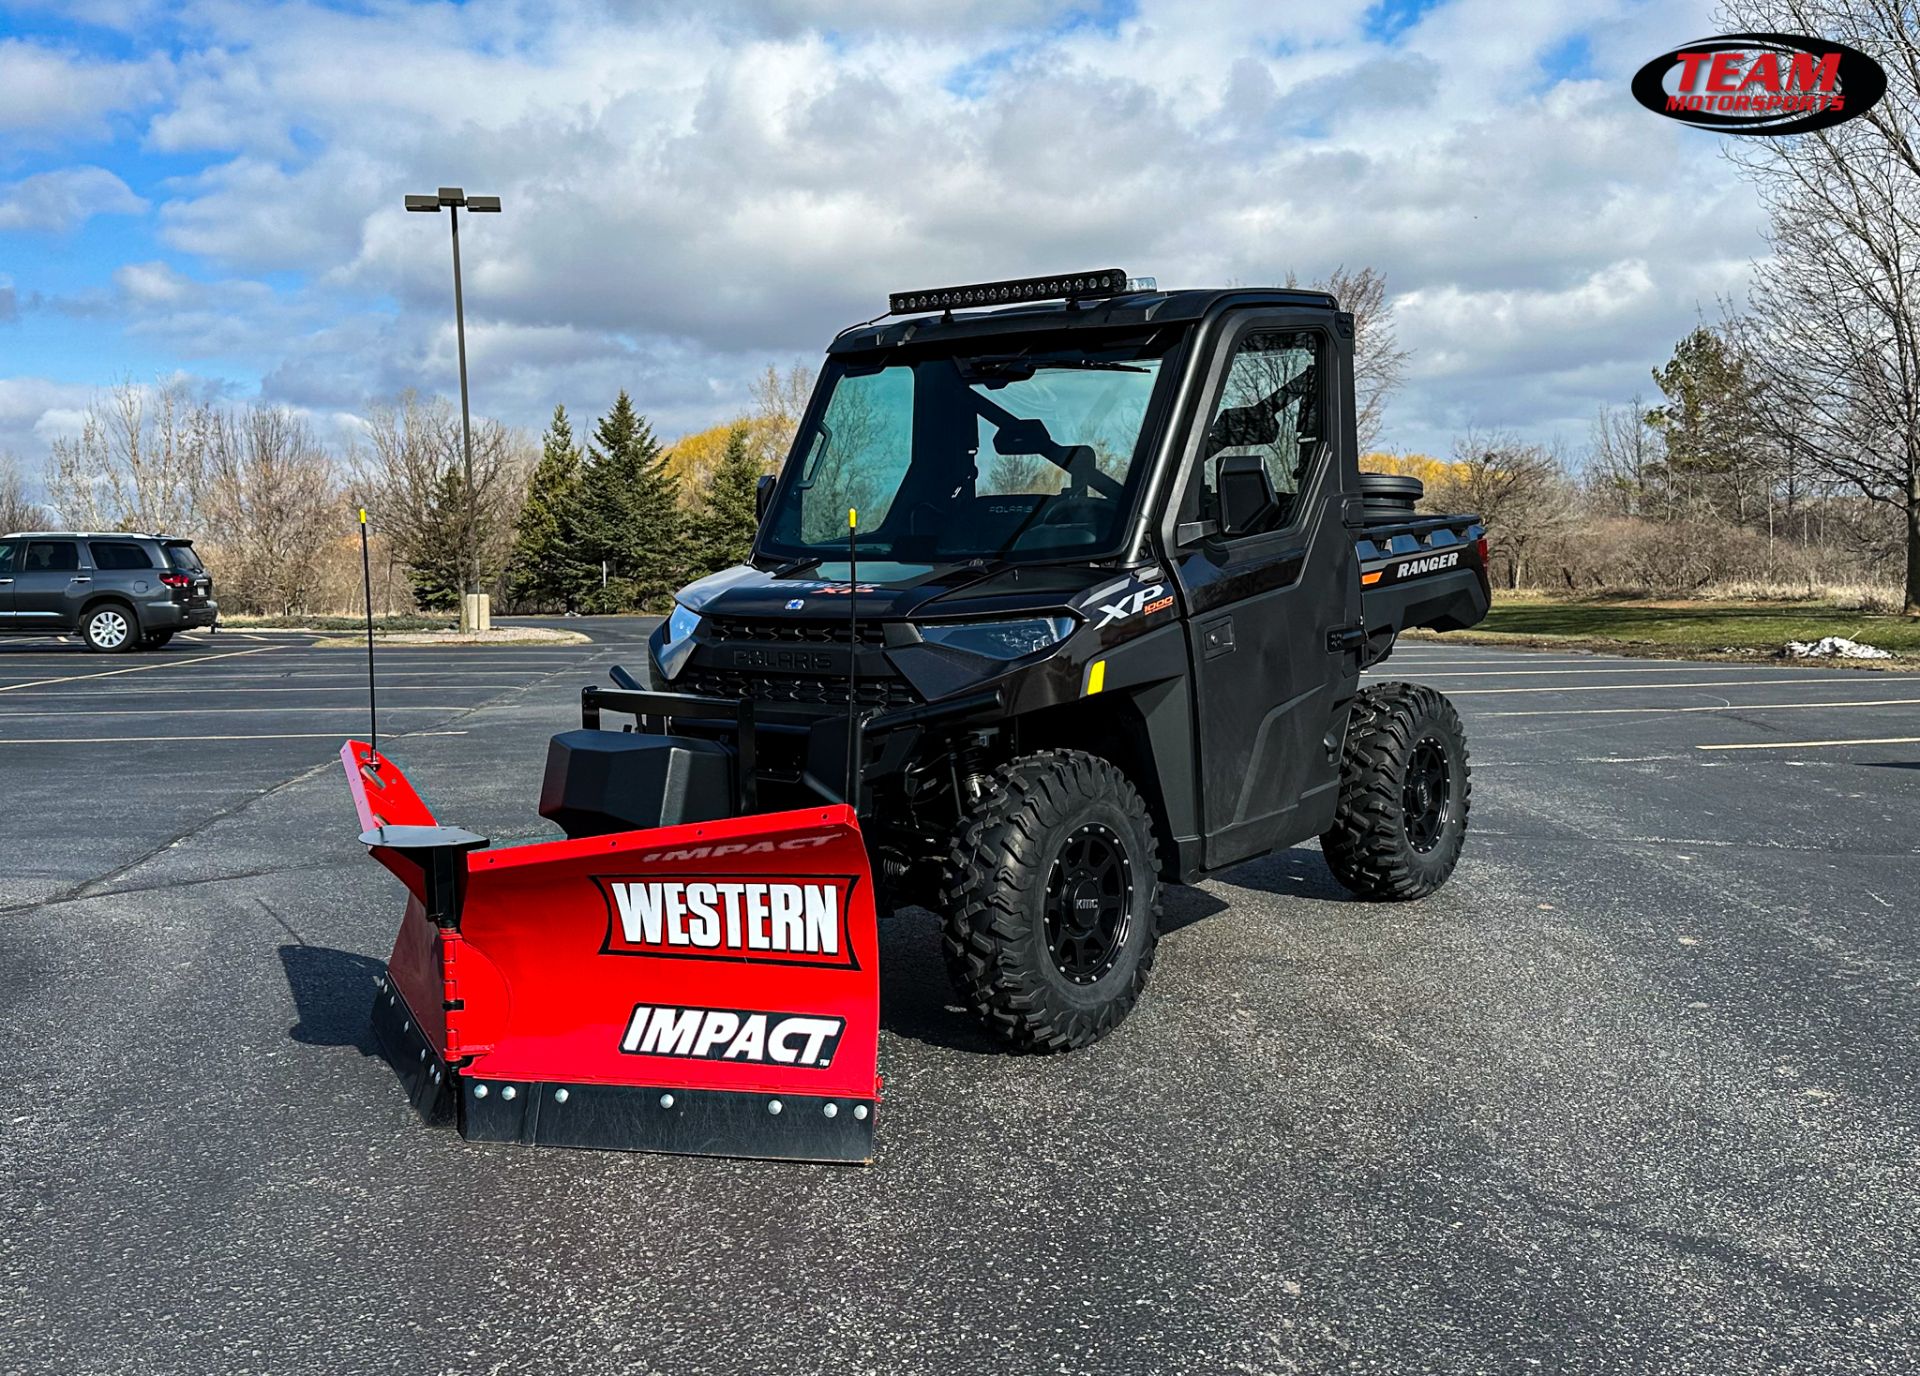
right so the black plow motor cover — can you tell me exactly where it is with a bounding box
[539,729,736,838]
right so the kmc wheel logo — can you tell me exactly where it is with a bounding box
[1632,32,1886,136]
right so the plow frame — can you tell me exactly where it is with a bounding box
[344,724,884,1164]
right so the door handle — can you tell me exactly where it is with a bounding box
[1327,622,1366,653]
[0,578,11,585]
[70,576,91,583]
[1201,615,1235,659]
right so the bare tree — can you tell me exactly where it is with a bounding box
[45,380,212,533]
[1428,429,1575,589]
[750,361,818,470]
[353,393,530,604]
[1586,396,1668,517]
[1287,265,1410,451]
[0,454,43,532]
[1719,0,1920,613]
[200,408,341,616]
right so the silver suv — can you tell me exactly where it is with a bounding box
[0,532,219,652]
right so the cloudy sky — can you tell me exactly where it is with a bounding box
[0,0,1756,477]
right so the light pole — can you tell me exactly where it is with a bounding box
[406,185,499,628]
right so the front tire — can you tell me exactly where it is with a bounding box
[942,750,1162,1052]
[1321,682,1471,900]
[81,604,138,654]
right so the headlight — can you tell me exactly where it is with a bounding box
[664,603,702,648]
[920,616,1076,659]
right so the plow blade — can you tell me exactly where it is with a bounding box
[343,741,881,1163]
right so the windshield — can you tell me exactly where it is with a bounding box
[760,330,1179,564]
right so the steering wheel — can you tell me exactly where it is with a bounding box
[1034,495,1104,527]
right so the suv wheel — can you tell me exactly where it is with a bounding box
[81,604,137,653]
[942,750,1162,1052]
[1321,682,1471,899]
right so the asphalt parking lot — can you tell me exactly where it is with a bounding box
[3,623,1916,1374]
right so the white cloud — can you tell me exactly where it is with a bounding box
[0,166,148,233]
[0,38,164,138]
[0,377,96,464]
[0,0,1770,459]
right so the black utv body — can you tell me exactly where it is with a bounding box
[573,273,1490,1051]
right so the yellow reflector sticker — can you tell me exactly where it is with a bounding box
[1086,660,1106,695]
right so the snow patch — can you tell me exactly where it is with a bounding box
[1783,636,1893,660]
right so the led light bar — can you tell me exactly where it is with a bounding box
[889,268,1142,316]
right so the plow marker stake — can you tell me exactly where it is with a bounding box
[344,741,881,1162]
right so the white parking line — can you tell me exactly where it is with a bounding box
[1449,675,1901,697]
[0,647,277,694]
[0,684,528,696]
[1696,736,1920,751]
[1,705,470,716]
[0,670,582,684]
[1384,663,1913,679]
[1484,697,1920,717]
[0,730,470,745]
[1382,658,1635,669]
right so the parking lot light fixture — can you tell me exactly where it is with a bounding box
[404,185,500,620]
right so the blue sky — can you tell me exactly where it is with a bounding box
[0,0,1754,481]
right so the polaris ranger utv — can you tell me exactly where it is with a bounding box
[346,269,1490,1163]
[633,269,1491,1053]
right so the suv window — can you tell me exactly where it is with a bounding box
[0,542,12,572]
[90,540,155,570]
[164,543,205,573]
[23,540,80,572]
[1189,330,1325,540]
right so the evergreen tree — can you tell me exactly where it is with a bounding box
[406,466,473,611]
[575,390,685,612]
[695,423,763,574]
[507,404,585,611]
[1646,327,1760,524]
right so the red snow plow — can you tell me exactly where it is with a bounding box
[344,688,881,1163]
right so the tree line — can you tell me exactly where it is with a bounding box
[0,365,810,618]
[1368,309,1915,610]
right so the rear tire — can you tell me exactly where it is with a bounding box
[942,750,1161,1052]
[1321,682,1470,900]
[81,604,138,654]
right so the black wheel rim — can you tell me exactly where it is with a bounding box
[1403,736,1453,853]
[1044,823,1134,984]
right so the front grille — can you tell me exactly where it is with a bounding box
[705,617,887,647]
[681,667,920,710]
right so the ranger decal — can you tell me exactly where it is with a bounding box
[1396,551,1460,577]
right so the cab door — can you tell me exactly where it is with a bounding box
[1165,316,1362,870]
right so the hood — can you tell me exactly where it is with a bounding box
[676,560,1124,624]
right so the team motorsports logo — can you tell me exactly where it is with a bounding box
[1632,33,1886,135]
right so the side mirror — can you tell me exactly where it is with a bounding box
[754,474,776,523]
[1217,454,1278,538]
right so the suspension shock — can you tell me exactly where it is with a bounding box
[953,729,996,807]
